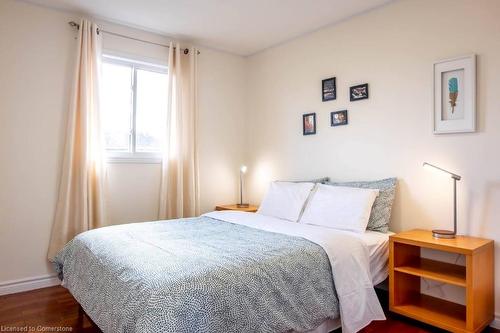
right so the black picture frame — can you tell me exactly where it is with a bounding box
[350,83,369,101]
[303,113,316,135]
[322,77,336,102]
[331,110,348,126]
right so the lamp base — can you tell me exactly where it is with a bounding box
[237,203,249,208]
[432,229,456,239]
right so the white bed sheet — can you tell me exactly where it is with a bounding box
[353,230,393,286]
[306,232,392,333]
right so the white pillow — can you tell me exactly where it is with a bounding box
[257,181,315,222]
[300,184,379,233]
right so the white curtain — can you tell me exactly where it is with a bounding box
[158,43,199,219]
[48,19,105,259]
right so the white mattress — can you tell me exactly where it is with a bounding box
[352,230,393,286]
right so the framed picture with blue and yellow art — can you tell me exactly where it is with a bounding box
[433,54,476,134]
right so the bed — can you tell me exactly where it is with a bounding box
[53,210,389,333]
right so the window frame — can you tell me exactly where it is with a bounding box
[102,54,168,164]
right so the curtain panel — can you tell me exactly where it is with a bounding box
[158,43,200,219]
[48,19,106,260]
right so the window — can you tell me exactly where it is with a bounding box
[101,55,168,162]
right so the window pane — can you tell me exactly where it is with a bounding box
[135,69,168,152]
[101,62,133,151]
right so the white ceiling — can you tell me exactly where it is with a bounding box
[25,0,393,56]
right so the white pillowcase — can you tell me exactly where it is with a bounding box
[257,181,315,222]
[300,184,379,233]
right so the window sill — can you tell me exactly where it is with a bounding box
[106,156,162,164]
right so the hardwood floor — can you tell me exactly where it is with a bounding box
[0,286,99,333]
[0,286,498,332]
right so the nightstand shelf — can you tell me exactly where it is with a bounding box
[394,257,466,287]
[389,229,494,333]
[393,293,466,332]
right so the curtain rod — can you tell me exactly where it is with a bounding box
[68,21,200,55]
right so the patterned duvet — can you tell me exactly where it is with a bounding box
[53,216,339,333]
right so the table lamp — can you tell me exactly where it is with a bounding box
[423,162,461,238]
[237,165,249,208]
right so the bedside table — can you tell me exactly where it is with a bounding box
[389,229,494,333]
[215,204,258,213]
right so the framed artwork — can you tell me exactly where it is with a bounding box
[303,113,316,135]
[322,77,336,101]
[350,83,369,101]
[331,110,348,126]
[433,54,476,134]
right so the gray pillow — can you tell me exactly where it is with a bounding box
[279,177,329,184]
[324,178,397,233]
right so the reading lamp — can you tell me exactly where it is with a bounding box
[238,165,249,208]
[423,162,461,239]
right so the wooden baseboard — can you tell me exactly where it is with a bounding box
[0,274,60,296]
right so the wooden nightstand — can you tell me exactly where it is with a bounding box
[215,204,258,213]
[389,229,494,333]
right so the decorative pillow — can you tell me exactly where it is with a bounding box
[325,178,397,233]
[278,177,330,184]
[257,181,315,222]
[300,184,379,233]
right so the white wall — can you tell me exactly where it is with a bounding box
[0,0,76,284]
[246,0,500,317]
[0,0,247,284]
[2,0,499,321]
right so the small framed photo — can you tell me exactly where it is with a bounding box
[303,113,316,135]
[322,77,336,101]
[331,110,348,126]
[350,83,369,101]
[433,54,476,134]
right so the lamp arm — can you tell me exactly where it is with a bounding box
[423,162,461,180]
